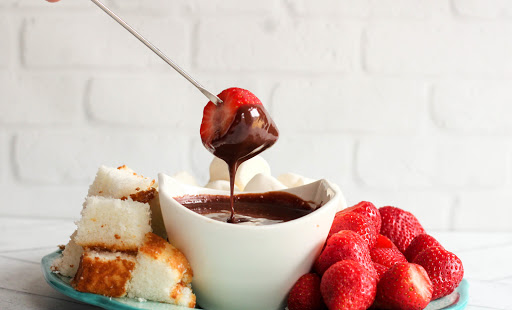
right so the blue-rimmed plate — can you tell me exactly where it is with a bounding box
[42,250,469,310]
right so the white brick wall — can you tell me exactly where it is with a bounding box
[1,0,512,231]
[433,81,512,133]
[286,0,450,19]
[0,17,12,68]
[0,73,84,125]
[356,137,508,189]
[455,191,512,231]
[271,79,427,133]
[197,19,360,72]
[365,23,512,75]
[14,130,193,184]
[87,75,201,128]
[0,133,7,184]
[23,15,190,69]
[453,0,512,18]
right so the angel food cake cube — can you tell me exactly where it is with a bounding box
[128,233,196,308]
[88,165,165,238]
[72,250,136,297]
[50,231,83,277]
[75,196,151,252]
[88,165,155,199]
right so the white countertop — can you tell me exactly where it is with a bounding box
[0,217,511,310]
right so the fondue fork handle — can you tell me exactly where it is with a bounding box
[89,0,222,106]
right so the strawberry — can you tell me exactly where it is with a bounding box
[338,201,381,233]
[413,246,464,299]
[404,234,443,262]
[375,263,433,310]
[200,87,278,161]
[328,212,377,249]
[370,247,407,269]
[374,234,397,249]
[287,273,326,310]
[314,230,376,279]
[320,260,377,310]
[379,206,426,253]
[374,262,388,282]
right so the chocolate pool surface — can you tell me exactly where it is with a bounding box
[175,192,319,225]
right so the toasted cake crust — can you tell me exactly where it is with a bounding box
[139,232,193,281]
[127,233,196,307]
[72,251,136,298]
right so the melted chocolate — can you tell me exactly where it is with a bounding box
[175,192,318,225]
[204,104,279,222]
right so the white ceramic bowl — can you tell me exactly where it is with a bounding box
[158,173,345,310]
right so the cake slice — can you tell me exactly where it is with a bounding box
[128,232,196,308]
[75,196,151,252]
[88,165,165,238]
[88,165,155,200]
[72,249,136,297]
[50,231,83,277]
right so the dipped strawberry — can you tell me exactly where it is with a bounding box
[328,212,377,248]
[315,230,376,278]
[379,206,425,253]
[375,263,433,310]
[287,273,326,310]
[320,260,377,310]
[338,201,381,233]
[200,87,279,165]
[413,246,464,299]
[405,234,443,262]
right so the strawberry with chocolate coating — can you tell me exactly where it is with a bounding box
[320,260,377,310]
[200,87,278,163]
[375,263,433,310]
[287,273,326,310]
[413,246,464,299]
[379,206,426,253]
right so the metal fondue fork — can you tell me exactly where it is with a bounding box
[90,0,222,106]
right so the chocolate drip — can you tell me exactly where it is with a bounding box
[207,104,279,222]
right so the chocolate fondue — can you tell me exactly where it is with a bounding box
[175,192,319,225]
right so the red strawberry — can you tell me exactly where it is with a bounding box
[375,234,397,249]
[405,234,443,262]
[370,248,407,268]
[413,246,464,299]
[200,87,278,160]
[314,230,376,279]
[287,273,326,310]
[338,201,381,233]
[320,260,377,310]
[328,212,377,249]
[379,206,426,253]
[375,263,433,310]
[374,262,388,281]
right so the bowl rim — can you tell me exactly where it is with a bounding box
[158,173,343,231]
